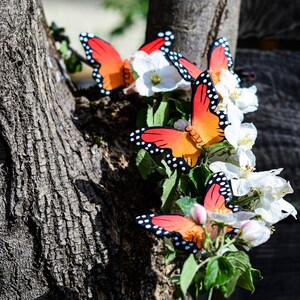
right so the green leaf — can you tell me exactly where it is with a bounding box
[175,196,197,215]
[65,55,82,73]
[189,164,212,195]
[222,271,240,298]
[161,160,173,177]
[237,268,262,293]
[171,275,181,284]
[50,22,69,43]
[226,251,262,293]
[180,254,201,296]
[251,268,263,283]
[165,251,176,265]
[178,175,190,196]
[173,98,190,119]
[135,149,156,179]
[136,108,147,128]
[161,170,179,212]
[146,105,154,126]
[226,251,251,273]
[204,257,235,290]
[59,40,69,59]
[50,22,65,34]
[153,99,169,126]
[204,141,231,153]
[163,237,175,252]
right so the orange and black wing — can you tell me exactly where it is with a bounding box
[139,30,174,55]
[130,127,202,173]
[207,37,233,73]
[167,51,202,82]
[136,214,204,253]
[191,71,228,146]
[203,172,239,213]
[79,32,130,95]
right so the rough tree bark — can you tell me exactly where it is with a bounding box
[146,0,241,67]
[0,0,170,299]
[0,0,241,299]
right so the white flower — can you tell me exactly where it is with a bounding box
[209,152,286,197]
[224,101,244,125]
[239,220,271,248]
[225,123,257,151]
[252,170,293,200]
[214,69,238,99]
[209,151,256,196]
[231,86,259,114]
[255,198,297,225]
[219,85,258,124]
[207,211,256,228]
[253,173,296,224]
[129,50,190,96]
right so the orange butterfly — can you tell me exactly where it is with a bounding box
[136,172,239,254]
[130,70,228,173]
[79,31,175,95]
[167,37,239,87]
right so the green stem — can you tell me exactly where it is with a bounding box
[216,234,225,256]
[207,287,214,300]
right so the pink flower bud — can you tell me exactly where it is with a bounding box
[239,220,271,247]
[189,203,207,225]
[174,119,190,131]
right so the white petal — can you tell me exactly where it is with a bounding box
[208,211,256,228]
[209,161,241,178]
[131,51,155,76]
[231,178,251,196]
[135,77,154,96]
[236,85,259,114]
[277,198,297,219]
[149,50,170,69]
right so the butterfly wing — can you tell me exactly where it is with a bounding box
[167,51,202,82]
[191,71,228,146]
[207,37,233,74]
[136,214,204,253]
[79,32,131,95]
[139,30,174,55]
[130,127,202,173]
[204,172,239,213]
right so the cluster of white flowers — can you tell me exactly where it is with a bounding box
[208,70,296,248]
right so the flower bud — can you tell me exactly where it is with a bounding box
[174,119,190,131]
[189,203,207,225]
[239,220,271,248]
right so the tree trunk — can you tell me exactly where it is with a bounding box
[146,0,241,67]
[0,0,241,299]
[0,0,170,299]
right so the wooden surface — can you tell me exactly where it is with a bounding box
[239,0,300,40]
[146,0,241,69]
[0,0,172,298]
[231,49,300,299]
[235,49,300,207]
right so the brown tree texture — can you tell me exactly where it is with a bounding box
[0,0,240,299]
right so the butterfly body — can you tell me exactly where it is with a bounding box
[79,31,174,95]
[130,71,228,173]
[185,125,204,145]
[136,172,239,254]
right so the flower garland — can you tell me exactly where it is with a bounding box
[127,35,297,299]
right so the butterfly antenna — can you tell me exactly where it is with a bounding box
[67,45,95,68]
